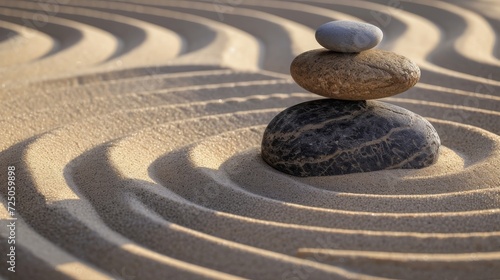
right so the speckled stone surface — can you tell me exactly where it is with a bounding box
[315,20,383,53]
[290,49,421,100]
[261,99,440,177]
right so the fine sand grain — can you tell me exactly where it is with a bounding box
[0,0,499,279]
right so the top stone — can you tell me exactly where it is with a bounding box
[315,20,383,53]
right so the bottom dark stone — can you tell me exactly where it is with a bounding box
[261,99,440,177]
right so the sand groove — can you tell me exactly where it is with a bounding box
[0,1,499,279]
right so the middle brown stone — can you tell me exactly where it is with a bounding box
[290,49,420,100]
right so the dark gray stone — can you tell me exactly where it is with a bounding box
[261,99,440,177]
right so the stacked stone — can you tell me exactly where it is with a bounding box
[261,21,440,177]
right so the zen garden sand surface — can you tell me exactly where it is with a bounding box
[0,1,499,280]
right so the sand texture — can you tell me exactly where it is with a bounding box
[0,0,499,279]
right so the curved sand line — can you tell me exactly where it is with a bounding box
[0,0,499,279]
[0,19,54,66]
[0,0,184,66]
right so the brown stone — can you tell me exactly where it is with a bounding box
[290,49,420,100]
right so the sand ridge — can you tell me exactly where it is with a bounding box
[0,0,499,279]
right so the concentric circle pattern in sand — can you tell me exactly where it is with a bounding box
[0,0,499,279]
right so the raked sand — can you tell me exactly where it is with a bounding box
[0,0,499,279]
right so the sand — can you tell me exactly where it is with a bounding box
[0,0,499,279]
